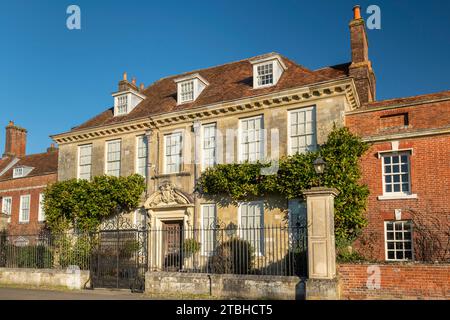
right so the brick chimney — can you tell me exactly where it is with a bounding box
[118,71,138,92]
[3,121,27,158]
[349,5,376,105]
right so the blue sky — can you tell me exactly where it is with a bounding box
[0,0,449,154]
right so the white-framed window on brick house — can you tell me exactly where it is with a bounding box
[13,167,24,178]
[19,195,30,223]
[288,106,317,155]
[164,132,183,174]
[385,220,413,261]
[202,123,217,170]
[256,63,274,87]
[201,204,217,256]
[1,197,12,223]
[239,201,264,255]
[106,139,122,177]
[116,95,128,115]
[78,144,93,180]
[38,193,45,222]
[239,115,264,162]
[381,152,411,196]
[136,135,148,178]
[180,80,194,103]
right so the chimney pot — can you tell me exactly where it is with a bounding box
[123,72,127,81]
[139,83,145,91]
[132,78,137,85]
[353,5,361,20]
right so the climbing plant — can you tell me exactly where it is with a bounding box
[43,174,145,232]
[196,126,370,241]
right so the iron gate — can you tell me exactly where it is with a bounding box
[90,216,148,292]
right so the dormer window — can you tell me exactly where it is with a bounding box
[250,54,287,89]
[180,81,194,103]
[112,72,146,117]
[175,73,209,105]
[12,166,33,178]
[257,63,274,86]
[116,95,128,115]
[13,167,23,178]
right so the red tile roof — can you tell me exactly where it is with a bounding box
[72,54,351,131]
[0,151,58,182]
[362,90,450,109]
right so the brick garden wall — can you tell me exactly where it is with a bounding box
[338,263,450,300]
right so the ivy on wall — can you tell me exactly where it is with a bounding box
[43,174,145,232]
[196,126,370,241]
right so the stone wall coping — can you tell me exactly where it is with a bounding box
[146,271,303,282]
[0,267,90,274]
[302,187,339,197]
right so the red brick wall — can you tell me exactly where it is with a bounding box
[0,173,56,235]
[338,263,450,300]
[346,100,450,261]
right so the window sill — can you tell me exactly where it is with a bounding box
[378,194,418,201]
[153,171,191,179]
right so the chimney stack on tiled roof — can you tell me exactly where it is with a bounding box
[349,5,376,104]
[118,71,138,92]
[3,121,27,158]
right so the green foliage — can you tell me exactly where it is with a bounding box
[7,245,54,268]
[57,235,92,270]
[183,238,201,257]
[210,237,254,274]
[197,126,370,242]
[43,174,145,232]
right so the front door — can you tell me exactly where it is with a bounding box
[162,221,183,271]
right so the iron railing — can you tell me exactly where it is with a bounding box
[148,224,307,277]
[0,231,92,270]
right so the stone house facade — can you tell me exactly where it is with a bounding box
[50,6,449,265]
[0,121,58,236]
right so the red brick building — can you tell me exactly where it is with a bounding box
[347,91,450,262]
[0,121,58,236]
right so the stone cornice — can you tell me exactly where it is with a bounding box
[52,78,358,145]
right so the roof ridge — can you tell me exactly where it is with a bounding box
[366,89,450,106]
[154,52,288,82]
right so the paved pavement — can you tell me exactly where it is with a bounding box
[0,286,155,300]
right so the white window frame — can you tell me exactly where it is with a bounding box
[38,193,45,222]
[384,220,414,261]
[381,151,412,197]
[105,139,122,177]
[136,135,148,178]
[116,95,128,115]
[78,144,93,180]
[2,197,12,223]
[13,167,24,178]
[288,106,317,155]
[179,80,194,103]
[164,132,183,174]
[19,195,30,223]
[200,204,217,257]
[201,123,217,170]
[256,62,274,87]
[238,115,265,163]
[238,201,265,256]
